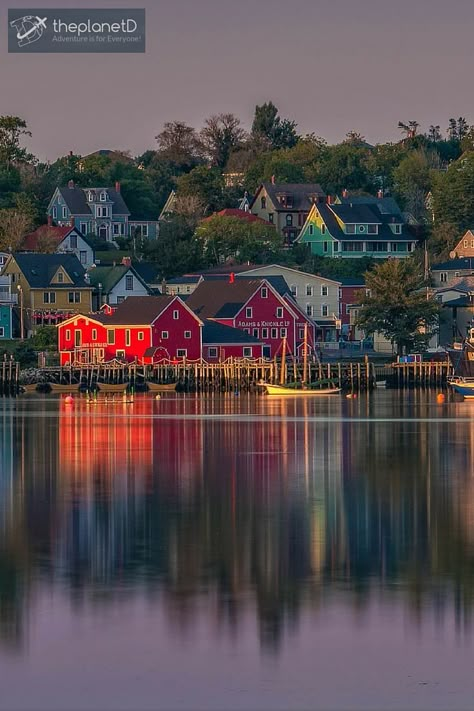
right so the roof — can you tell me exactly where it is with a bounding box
[432,258,474,271]
[87,265,150,294]
[11,253,89,288]
[253,183,326,212]
[309,203,413,242]
[199,273,291,298]
[446,276,474,292]
[240,263,342,286]
[22,225,73,251]
[186,279,263,320]
[330,203,382,225]
[202,320,262,345]
[132,262,162,285]
[202,209,273,225]
[337,276,367,286]
[167,275,203,285]
[93,295,176,325]
[337,195,403,217]
[58,185,130,216]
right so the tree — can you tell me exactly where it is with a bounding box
[35,227,60,253]
[200,113,246,169]
[251,102,299,150]
[0,209,32,252]
[355,259,439,355]
[155,121,202,170]
[316,142,374,195]
[398,121,420,140]
[432,152,474,230]
[176,166,225,213]
[447,117,470,141]
[393,150,432,220]
[427,125,442,142]
[195,215,282,264]
[143,215,205,279]
[0,116,33,168]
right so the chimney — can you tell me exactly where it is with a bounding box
[326,195,332,205]
[47,215,53,226]
[377,189,383,199]
[121,256,131,267]
[115,181,121,193]
[70,216,75,227]
[229,272,235,284]
[69,150,73,157]
[342,188,349,199]
[271,175,275,185]
[67,179,74,189]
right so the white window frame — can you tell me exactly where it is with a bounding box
[243,347,252,358]
[306,284,313,296]
[100,192,107,202]
[208,347,218,358]
[138,331,144,341]
[280,328,287,338]
[290,284,297,297]
[321,304,329,317]
[62,207,68,219]
[107,329,115,345]
[321,285,328,296]
[184,330,191,339]
[173,310,179,320]
[52,206,57,219]
[276,307,283,318]
[161,331,169,339]
[262,328,268,339]
[92,329,97,340]
[245,307,253,318]
[261,287,268,299]
[177,349,187,358]
[306,304,313,317]
[125,275,133,291]
[125,329,131,347]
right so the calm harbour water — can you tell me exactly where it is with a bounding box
[1,391,474,710]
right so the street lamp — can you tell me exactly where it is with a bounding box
[17,284,24,340]
[98,282,103,310]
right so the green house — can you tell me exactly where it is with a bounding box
[297,196,417,258]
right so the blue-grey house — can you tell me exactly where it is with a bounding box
[0,276,16,339]
[47,180,159,243]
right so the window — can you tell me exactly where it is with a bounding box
[70,234,78,249]
[125,329,131,347]
[291,284,297,297]
[208,347,218,358]
[177,349,187,358]
[113,223,120,235]
[87,191,94,202]
[116,296,125,304]
[393,224,402,235]
[125,275,133,291]
[80,222,87,234]
[334,242,339,252]
[464,240,468,248]
[346,224,356,234]
[276,307,283,318]
[321,224,326,235]
[74,330,81,347]
[271,328,278,338]
[262,328,268,339]
[471,240,474,248]
[323,241,328,253]
[161,331,169,339]
[116,350,125,359]
[306,304,313,316]
[43,292,56,304]
[359,225,365,233]
[280,328,287,338]
[142,224,148,237]
[65,329,71,341]
[368,224,378,234]
[440,272,448,283]
[321,304,329,317]
[321,285,328,296]
[261,196,266,209]
[52,206,57,219]
[286,214,293,227]
[253,328,259,338]
[96,206,109,218]
[306,284,313,296]
[107,330,115,345]
[92,329,97,340]
[68,292,81,303]
[57,272,64,283]
[268,212,274,223]
[309,225,314,236]
[245,307,253,318]
[62,207,68,219]
[261,287,268,298]
[100,191,107,202]
[80,251,87,265]
[138,331,144,341]
[173,310,179,320]
[299,328,305,339]
[243,347,252,358]
[184,330,191,339]
[342,242,364,252]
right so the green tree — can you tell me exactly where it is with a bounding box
[195,215,282,265]
[0,208,32,252]
[155,121,202,171]
[143,215,205,279]
[251,102,299,150]
[432,153,474,230]
[176,166,225,213]
[316,143,373,194]
[0,116,34,168]
[356,259,439,354]
[393,150,432,220]
[200,113,246,169]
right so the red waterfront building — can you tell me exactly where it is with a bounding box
[58,295,203,365]
[186,277,315,358]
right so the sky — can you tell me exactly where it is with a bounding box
[0,0,473,162]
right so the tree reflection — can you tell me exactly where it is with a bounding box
[1,394,474,652]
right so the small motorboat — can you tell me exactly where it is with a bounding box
[262,382,341,396]
[146,381,177,392]
[451,378,474,398]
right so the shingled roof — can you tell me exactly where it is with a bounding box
[186,279,263,320]
[11,253,89,288]
[254,183,326,212]
[58,185,130,216]
[87,265,150,294]
[93,295,177,325]
[202,320,262,345]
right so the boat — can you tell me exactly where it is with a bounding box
[146,381,177,392]
[50,383,80,393]
[94,382,130,393]
[21,383,39,393]
[450,378,474,398]
[263,383,341,396]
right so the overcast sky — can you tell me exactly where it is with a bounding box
[1,0,473,161]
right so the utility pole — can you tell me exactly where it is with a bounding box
[17,285,24,339]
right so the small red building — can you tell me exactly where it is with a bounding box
[58,295,203,365]
[186,277,315,358]
[338,277,366,340]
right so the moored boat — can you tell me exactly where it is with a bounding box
[263,383,341,396]
[146,381,177,392]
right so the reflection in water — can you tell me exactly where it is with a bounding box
[1,393,474,665]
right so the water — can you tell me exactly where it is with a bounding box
[0,391,474,710]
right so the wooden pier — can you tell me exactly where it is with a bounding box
[20,357,377,393]
[390,360,453,388]
[0,357,20,396]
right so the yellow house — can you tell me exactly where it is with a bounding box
[1,253,93,334]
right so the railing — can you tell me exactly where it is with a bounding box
[0,293,18,304]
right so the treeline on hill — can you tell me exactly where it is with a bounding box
[1,108,474,278]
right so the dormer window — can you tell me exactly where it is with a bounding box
[57,272,64,283]
[358,225,365,233]
[393,224,401,235]
[261,196,266,210]
[88,191,94,202]
[346,224,356,234]
[100,191,107,202]
[368,224,378,234]
[286,214,293,227]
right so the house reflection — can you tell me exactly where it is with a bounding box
[1,394,474,652]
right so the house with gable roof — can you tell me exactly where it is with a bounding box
[86,259,153,310]
[297,194,417,258]
[1,253,93,333]
[47,180,159,244]
[250,181,326,246]
[22,220,95,267]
